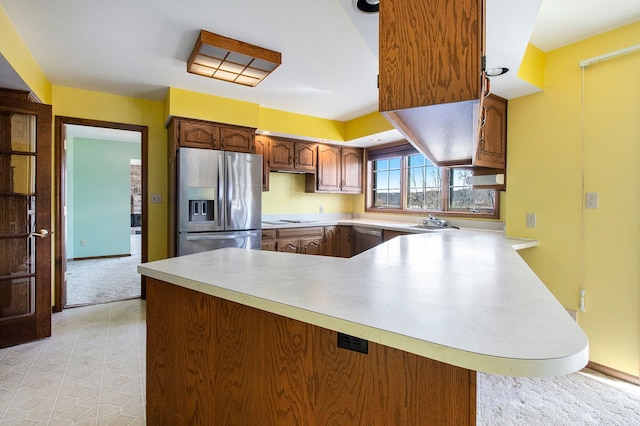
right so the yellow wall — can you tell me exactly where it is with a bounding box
[52,86,168,262]
[263,173,357,214]
[0,6,51,103]
[506,22,640,376]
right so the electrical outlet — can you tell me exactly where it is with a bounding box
[337,332,368,354]
[319,205,324,214]
[80,239,86,247]
[585,192,598,209]
[526,213,536,228]
[151,193,163,204]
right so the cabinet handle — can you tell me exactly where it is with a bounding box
[483,74,491,98]
[480,106,487,127]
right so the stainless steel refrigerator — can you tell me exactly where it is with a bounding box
[177,147,262,256]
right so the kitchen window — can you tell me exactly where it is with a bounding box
[367,143,499,218]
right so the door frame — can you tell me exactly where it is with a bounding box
[53,116,148,312]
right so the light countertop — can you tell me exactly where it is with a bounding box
[138,228,588,378]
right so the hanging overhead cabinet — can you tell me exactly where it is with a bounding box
[379,0,505,169]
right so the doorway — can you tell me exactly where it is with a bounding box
[54,117,148,311]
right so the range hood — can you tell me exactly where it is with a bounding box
[378,0,487,167]
[383,99,482,167]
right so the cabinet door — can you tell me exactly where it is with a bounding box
[294,142,317,172]
[300,237,323,255]
[340,148,363,193]
[316,145,341,192]
[337,226,352,258]
[276,238,299,253]
[220,126,254,153]
[254,136,270,191]
[322,226,337,256]
[178,119,220,149]
[270,138,295,171]
[261,229,276,251]
[379,0,484,111]
[474,94,507,169]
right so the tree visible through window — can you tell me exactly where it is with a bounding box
[368,146,498,218]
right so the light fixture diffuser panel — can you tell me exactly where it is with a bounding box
[187,30,282,87]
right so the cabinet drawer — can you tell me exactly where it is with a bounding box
[262,229,276,239]
[276,227,324,239]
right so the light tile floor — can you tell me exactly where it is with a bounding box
[0,300,146,425]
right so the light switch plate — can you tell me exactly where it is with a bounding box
[526,213,536,228]
[151,193,162,204]
[585,192,598,209]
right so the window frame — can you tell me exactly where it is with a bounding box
[365,143,500,219]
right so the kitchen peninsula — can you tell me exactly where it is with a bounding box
[139,229,588,425]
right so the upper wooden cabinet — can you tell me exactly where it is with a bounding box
[306,145,363,194]
[254,136,270,191]
[219,125,254,153]
[379,0,494,168]
[474,94,507,169]
[170,117,256,153]
[379,0,484,110]
[176,118,220,150]
[268,136,317,173]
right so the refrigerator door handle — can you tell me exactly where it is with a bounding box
[217,155,224,227]
[186,231,261,241]
[226,153,232,227]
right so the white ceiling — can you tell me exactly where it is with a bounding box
[1,0,639,139]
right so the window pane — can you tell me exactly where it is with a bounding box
[406,154,441,210]
[449,169,495,211]
[372,156,401,208]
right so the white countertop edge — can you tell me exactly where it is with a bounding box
[139,261,586,378]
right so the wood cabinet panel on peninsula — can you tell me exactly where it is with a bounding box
[147,278,477,425]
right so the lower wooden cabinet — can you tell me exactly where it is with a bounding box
[261,229,276,251]
[323,225,352,258]
[263,226,353,257]
[267,227,325,255]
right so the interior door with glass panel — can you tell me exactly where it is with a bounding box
[0,94,52,348]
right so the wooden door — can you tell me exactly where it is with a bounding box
[341,148,363,193]
[0,93,52,348]
[316,145,341,192]
[219,125,254,153]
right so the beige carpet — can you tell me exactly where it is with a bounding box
[478,368,640,425]
[66,234,141,307]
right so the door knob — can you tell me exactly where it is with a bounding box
[30,229,49,238]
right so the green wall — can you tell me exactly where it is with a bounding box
[67,137,140,259]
